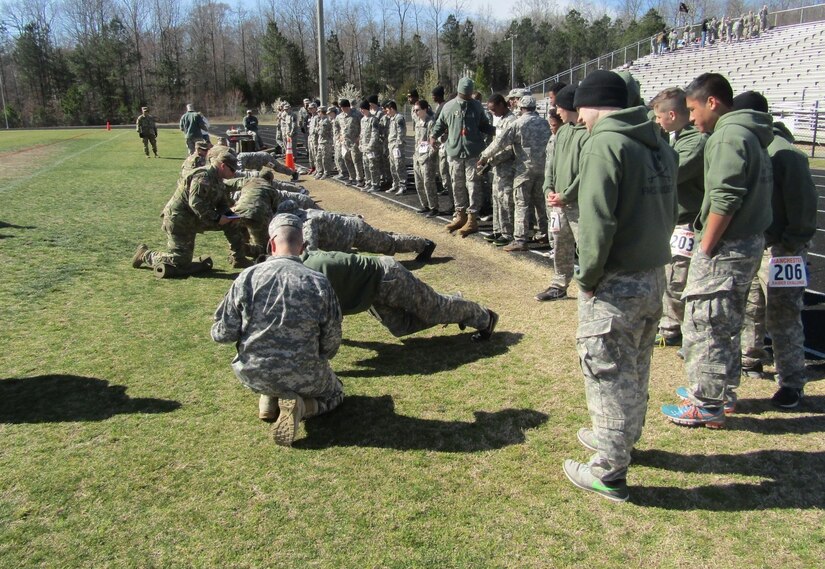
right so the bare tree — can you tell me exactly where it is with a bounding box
[427,0,446,79]
[392,0,412,43]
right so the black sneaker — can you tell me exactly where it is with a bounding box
[426,209,440,218]
[415,240,436,262]
[493,236,512,247]
[534,287,567,302]
[415,207,430,214]
[483,232,501,243]
[771,386,803,409]
[471,309,498,342]
[742,361,764,379]
[654,333,682,347]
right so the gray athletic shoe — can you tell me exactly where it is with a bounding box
[576,428,599,451]
[563,459,629,503]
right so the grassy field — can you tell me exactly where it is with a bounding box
[1,129,824,568]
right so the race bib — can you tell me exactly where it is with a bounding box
[393,147,402,159]
[768,256,807,287]
[548,211,561,233]
[670,227,695,257]
[418,141,430,155]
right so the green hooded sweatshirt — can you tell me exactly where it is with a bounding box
[672,124,708,224]
[574,106,678,292]
[430,96,496,159]
[543,122,589,201]
[696,109,773,241]
[764,121,818,250]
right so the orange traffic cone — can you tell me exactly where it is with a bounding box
[285,136,295,170]
[106,121,111,131]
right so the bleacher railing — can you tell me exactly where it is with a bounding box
[527,2,825,98]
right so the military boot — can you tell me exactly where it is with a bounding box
[302,397,320,419]
[458,213,479,238]
[273,393,305,447]
[228,253,254,269]
[259,395,278,421]
[132,243,149,268]
[445,211,468,233]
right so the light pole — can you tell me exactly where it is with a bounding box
[509,34,517,90]
[316,0,328,105]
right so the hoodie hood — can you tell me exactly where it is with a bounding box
[773,121,795,143]
[617,71,643,107]
[716,109,774,148]
[591,106,661,149]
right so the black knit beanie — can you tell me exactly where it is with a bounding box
[555,84,577,112]
[732,91,769,113]
[574,70,628,109]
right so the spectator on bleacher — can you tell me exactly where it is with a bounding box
[725,15,733,43]
[649,87,708,347]
[562,70,678,503]
[661,73,774,428]
[733,15,744,42]
[538,84,588,302]
[701,19,709,48]
[734,91,818,409]
[759,5,769,32]
[656,28,668,55]
[669,28,679,52]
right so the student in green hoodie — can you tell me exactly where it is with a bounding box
[562,71,678,503]
[734,91,818,409]
[650,87,709,346]
[662,73,774,427]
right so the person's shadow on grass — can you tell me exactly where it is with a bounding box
[295,395,547,452]
[339,331,523,377]
[0,375,181,423]
[632,447,825,510]
[0,220,36,239]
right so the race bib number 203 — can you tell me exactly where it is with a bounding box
[670,227,695,257]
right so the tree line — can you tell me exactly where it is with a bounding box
[0,0,800,127]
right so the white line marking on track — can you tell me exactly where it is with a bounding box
[0,131,129,194]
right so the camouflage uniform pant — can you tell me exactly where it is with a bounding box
[370,256,491,337]
[334,142,345,177]
[447,156,484,214]
[185,136,200,155]
[143,214,246,268]
[682,235,764,408]
[142,135,157,156]
[343,145,364,183]
[658,228,691,339]
[239,214,272,258]
[309,138,319,170]
[741,246,808,389]
[240,364,344,416]
[389,144,406,189]
[317,142,335,175]
[439,146,454,208]
[413,154,440,211]
[353,221,428,255]
[577,268,665,482]
[491,170,514,238]
[380,145,392,184]
[549,204,579,290]
[513,173,547,242]
[361,148,381,187]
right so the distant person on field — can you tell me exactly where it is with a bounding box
[179,103,206,155]
[211,213,344,447]
[136,106,159,158]
[243,109,262,150]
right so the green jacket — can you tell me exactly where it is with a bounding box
[544,122,588,200]
[697,109,773,241]
[574,106,678,292]
[179,111,204,138]
[765,122,818,250]
[672,125,708,225]
[301,251,384,315]
[430,97,495,159]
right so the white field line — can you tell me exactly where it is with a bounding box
[0,131,129,194]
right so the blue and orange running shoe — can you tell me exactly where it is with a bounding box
[675,386,736,415]
[661,402,725,428]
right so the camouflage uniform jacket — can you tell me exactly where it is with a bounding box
[481,111,516,174]
[280,111,297,141]
[232,177,319,219]
[180,154,207,178]
[387,114,407,149]
[163,166,231,228]
[136,114,157,137]
[482,110,550,176]
[332,115,343,144]
[318,116,334,144]
[413,115,436,162]
[308,114,321,145]
[211,255,342,394]
[303,209,362,251]
[341,109,361,147]
[360,115,381,153]
[298,107,309,131]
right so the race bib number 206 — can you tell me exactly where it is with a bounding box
[768,256,807,287]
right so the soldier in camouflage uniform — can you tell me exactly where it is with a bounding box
[136,106,159,158]
[211,213,344,447]
[302,250,497,340]
[279,201,435,261]
[232,172,320,258]
[385,100,408,195]
[562,71,678,502]
[735,91,817,408]
[359,100,382,192]
[662,74,773,427]
[315,107,335,179]
[432,86,453,209]
[329,107,346,181]
[480,94,516,246]
[133,149,253,270]
[411,100,441,216]
[236,150,299,180]
[540,85,589,300]
[478,96,549,251]
[279,103,298,153]
[649,87,708,342]
[338,100,364,185]
[370,95,390,189]
[180,140,210,178]
[298,99,311,134]
[306,103,320,174]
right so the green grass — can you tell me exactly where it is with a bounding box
[1,129,824,568]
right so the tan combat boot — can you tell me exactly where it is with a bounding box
[273,393,305,447]
[258,395,278,421]
[445,211,468,233]
[132,243,149,268]
[458,213,479,238]
[302,397,319,419]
